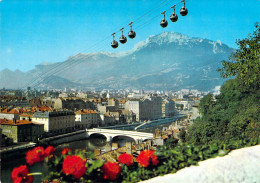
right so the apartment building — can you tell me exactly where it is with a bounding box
[32,111,75,133]
[162,99,175,117]
[0,108,20,120]
[125,95,162,121]
[75,109,101,129]
[0,119,44,143]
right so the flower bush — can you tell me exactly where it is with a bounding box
[10,137,260,183]
[118,153,133,166]
[25,146,45,166]
[44,146,56,158]
[11,165,33,183]
[61,148,71,155]
[62,155,87,179]
[136,150,159,167]
[102,162,121,180]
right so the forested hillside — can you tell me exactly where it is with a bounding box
[187,23,260,144]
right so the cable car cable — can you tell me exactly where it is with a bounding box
[23,0,187,89]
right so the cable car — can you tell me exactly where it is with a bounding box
[128,22,136,39]
[170,5,178,22]
[160,11,168,28]
[119,28,127,44]
[180,0,188,16]
[111,33,119,48]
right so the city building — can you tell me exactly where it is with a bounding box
[121,110,136,123]
[75,109,102,129]
[162,99,175,117]
[0,119,44,143]
[0,108,20,120]
[125,95,162,121]
[32,111,75,133]
[54,98,94,110]
[99,113,116,126]
[175,99,196,111]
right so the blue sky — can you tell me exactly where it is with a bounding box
[1,0,259,72]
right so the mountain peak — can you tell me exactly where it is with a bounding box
[150,32,190,42]
[133,32,191,50]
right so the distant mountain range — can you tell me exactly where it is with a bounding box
[0,32,234,91]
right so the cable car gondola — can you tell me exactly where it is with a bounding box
[170,5,178,22]
[111,33,119,48]
[180,0,188,16]
[128,22,136,39]
[119,28,127,44]
[160,11,168,28]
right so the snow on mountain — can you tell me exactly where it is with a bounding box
[0,32,234,91]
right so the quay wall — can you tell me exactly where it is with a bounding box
[1,130,88,159]
[39,130,88,145]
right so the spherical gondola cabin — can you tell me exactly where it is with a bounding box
[111,33,119,49]
[160,19,168,28]
[111,40,119,48]
[170,13,178,22]
[170,5,178,22]
[128,22,136,39]
[180,7,188,16]
[119,28,127,44]
[180,0,188,16]
[128,30,136,39]
[119,35,127,44]
[160,11,168,28]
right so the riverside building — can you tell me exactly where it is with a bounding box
[0,119,44,143]
[32,111,75,133]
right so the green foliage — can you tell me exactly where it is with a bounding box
[198,93,215,116]
[218,23,260,91]
[187,24,260,144]
[123,137,260,183]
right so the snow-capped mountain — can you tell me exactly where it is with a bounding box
[0,32,234,91]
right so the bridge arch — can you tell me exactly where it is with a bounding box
[89,133,107,141]
[111,135,136,144]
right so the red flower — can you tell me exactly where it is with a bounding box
[102,162,121,180]
[61,148,71,155]
[118,153,133,166]
[62,155,87,179]
[136,150,159,167]
[44,146,55,157]
[26,146,45,166]
[11,165,33,183]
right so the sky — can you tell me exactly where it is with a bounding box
[0,0,259,72]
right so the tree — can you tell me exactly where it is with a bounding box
[218,23,260,92]
[198,93,215,116]
[187,24,260,144]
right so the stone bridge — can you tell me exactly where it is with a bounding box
[86,128,153,142]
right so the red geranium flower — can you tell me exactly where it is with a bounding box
[61,148,71,155]
[62,155,87,179]
[44,146,55,157]
[26,146,45,166]
[102,162,121,180]
[136,150,159,167]
[118,153,133,166]
[11,165,33,183]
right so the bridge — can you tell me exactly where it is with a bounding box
[100,114,187,131]
[134,114,187,130]
[99,123,141,131]
[86,128,153,142]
